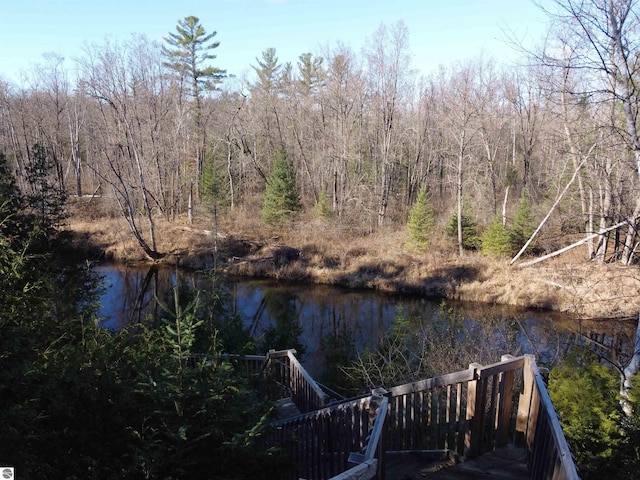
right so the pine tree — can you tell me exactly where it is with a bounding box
[446,210,480,250]
[510,196,536,251]
[163,16,226,101]
[315,190,333,220]
[253,47,281,93]
[481,215,513,256]
[163,16,226,205]
[261,150,301,226]
[199,153,230,212]
[406,187,434,251]
[24,144,67,247]
[297,52,325,96]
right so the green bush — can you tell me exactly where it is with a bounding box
[548,350,635,479]
[481,215,512,256]
[510,196,536,250]
[261,150,301,226]
[446,210,480,250]
[406,187,434,251]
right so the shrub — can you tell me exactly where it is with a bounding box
[261,150,301,226]
[446,210,480,250]
[510,196,536,250]
[406,187,434,251]
[315,190,333,220]
[548,350,631,479]
[481,215,512,256]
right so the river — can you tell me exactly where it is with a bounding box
[94,263,632,379]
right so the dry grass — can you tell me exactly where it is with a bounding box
[66,211,640,320]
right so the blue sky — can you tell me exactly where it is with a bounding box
[0,0,552,85]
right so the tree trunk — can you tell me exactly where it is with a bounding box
[502,186,510,227]
[621,313,640,417]
[457,147,464,257]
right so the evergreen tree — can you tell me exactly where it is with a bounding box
[297,52,325,96]
[0,153,26,246]
[315,190,333,220]
[510,196,536,251]
[163,16,226,204]
[0,153,21,211]
[253,47,281,93]
[548,350,633,479]
[446,210,480,250]
[261,150,301,226]
[200,153,231,212]
[406,187,434,251]
[24,144,67,247]
[163,16,226,101]
[481,215,513,256]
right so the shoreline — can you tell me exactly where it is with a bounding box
[66,216,640,321]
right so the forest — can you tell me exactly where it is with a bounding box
[1,2,640,265]
[2,0,640,478]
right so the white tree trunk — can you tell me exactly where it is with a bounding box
[502,186,510,227]
[621,313,640,417]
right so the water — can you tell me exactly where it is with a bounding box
[94,263,595,379]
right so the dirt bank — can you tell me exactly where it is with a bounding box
[66,216,640,320]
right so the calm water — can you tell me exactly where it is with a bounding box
[94,264,592,378]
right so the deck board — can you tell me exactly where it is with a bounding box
[386,446,529,480]
[274,397,301,421]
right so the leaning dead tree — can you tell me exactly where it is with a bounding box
[511,156,588,265]
[541,0,640,265]
[517,220,628,268]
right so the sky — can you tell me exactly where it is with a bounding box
[0,0,554,85]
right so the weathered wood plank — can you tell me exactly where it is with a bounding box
[261,352,579,480]
[388,369,475,397]
[328,459,377,480]
[478,357,525,378]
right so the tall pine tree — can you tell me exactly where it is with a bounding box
[163,16,226,210]
[163,16,226,105]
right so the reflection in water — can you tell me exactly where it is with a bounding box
[95,264,635,379]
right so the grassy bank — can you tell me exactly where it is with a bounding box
[66,211,640,320]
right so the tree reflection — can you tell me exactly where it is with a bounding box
[258,289,305,356]
[319,307,357,395]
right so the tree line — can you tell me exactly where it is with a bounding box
[1,2,640,262]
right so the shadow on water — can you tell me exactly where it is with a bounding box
[94,263,636,379]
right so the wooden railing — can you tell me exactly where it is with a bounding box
[258,352,579,480]
[264,349,331,413]
[524,356,580,480]
[219,353,266,377]
[219,349,331,412]
[259,393,388,480]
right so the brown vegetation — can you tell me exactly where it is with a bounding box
[66,205,640,321]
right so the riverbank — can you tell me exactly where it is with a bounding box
[66,215,640,320]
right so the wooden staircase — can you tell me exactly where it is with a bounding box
[225,350,580,480]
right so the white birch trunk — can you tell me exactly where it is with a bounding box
[621,313,640,417]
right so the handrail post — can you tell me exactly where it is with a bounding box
[465,362,482,458]
[496,354,517,447]
[370,388,389,480]
[517,354,536,447]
